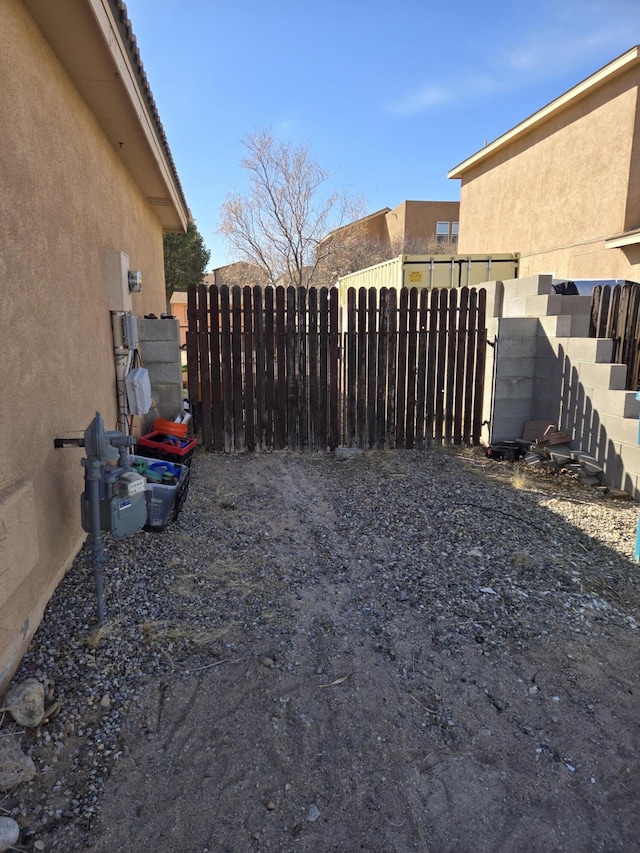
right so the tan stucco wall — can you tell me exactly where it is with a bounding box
[0,1,170,688]
[386,201,460,251]
[456,68,640,281]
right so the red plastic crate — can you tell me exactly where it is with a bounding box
[137,431,197,467]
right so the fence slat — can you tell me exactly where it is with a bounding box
[231,286,244,451]
[346,287,357,446]
[298,287,308,449]
[319,287,329,451]
[264,287,275,449]
[386,288,398,449]
[395,288,408,448]
[415,288,429,448]
[243,286,255,453]
[209,285,224,451]
[286,286,298,450]
[444,288,458,444]
[405,288,418,449]
[253,286,265,451]
[308,288,319,451]
[329,287,340,450]
[197,283,213,450]
[275,287,286,449]
[463,289,478,444]
[220,285,233,452]
[376,288,389,448]
[367,288,378,449]
[357,288,368,449]
[454,288,469,445]
[425,288,438,446]
[472,288,487,444]
[186,285,199,420]
[434,290,448,444]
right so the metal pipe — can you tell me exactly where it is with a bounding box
[82,457,106,625]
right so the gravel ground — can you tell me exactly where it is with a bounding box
[3,446,640,852]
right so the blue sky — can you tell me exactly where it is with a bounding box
[123,0,640,270]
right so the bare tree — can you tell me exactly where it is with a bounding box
[219,130,364,287]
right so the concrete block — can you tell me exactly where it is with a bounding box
[616,443,640,474]
[602,414,640,447]
[495,337,538,358]
[502,296,528,318]
[535,357,565,381]
[146,362,183,385]
[570,315,592,337]
[565,337,613,363]
[477,281,504,318]
[139,318,180,342]
[590,388,640,419]
[539,315,573,337]
[574,363,627,391]
[533,377,564,403]
[531,399,561,423]
[492,396,536,420]
[497,317,538,337]
[152,383,184,413]
[559,295,593,316]
[490,415,531,443]
[524,293,564,316]
[494,356,536,380]
[494,375,534,400]
[548,444,573,463]
[141,340,181,364]
[504,274,553,297]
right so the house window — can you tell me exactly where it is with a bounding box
[436,221,450,244]
[451,222,459,245]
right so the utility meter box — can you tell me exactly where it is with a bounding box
[81,466,147,539]
[106,250,132,312]
[125,367,152,415]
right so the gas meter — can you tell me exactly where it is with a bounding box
[81,465,147,539]
[78,413,147,539]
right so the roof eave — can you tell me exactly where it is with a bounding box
[448,45,640,181]
[24,0,189,232]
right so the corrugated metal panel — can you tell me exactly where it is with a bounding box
[338,255,519,310]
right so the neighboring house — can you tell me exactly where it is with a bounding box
[448,46,640,283]
[319,200,460,264]
[205,262,271,289]
[170,291,189,348]
[0,0,189,689]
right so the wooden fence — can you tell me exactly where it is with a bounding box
[187,284,487,452]
[591,282,640,390]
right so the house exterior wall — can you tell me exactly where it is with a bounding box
[0,1,170,688]
[455,63,640,281]
[385,200,460,252]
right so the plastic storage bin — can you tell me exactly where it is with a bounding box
[153,418,188,438]
[130,455,190,532]
[137,432,197,467]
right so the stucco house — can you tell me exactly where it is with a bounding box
[0,0,189,689]
[448,46,640,283]
[320,200,460,260]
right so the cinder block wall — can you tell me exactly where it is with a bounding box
[139,318,184,427]
[485,274,640,498]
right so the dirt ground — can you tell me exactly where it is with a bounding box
[9,448,640,852]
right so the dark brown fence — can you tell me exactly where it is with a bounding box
[591,282,640,390]
[187,284,487,452]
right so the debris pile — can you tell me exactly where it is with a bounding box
[487,420,629,496]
